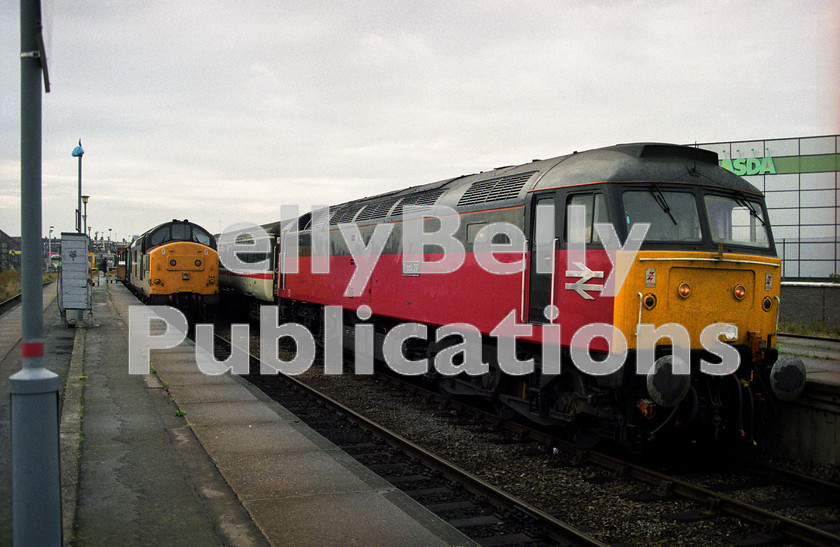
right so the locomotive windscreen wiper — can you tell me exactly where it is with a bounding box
[735,194,766,226]
[650,184,678,225]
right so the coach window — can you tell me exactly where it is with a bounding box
[565,193,608,244]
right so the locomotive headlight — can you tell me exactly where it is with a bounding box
[195,259,202,267]
[169,259,177,267]
[733,284,746,301]
[153,278,161,285]
[762,296,773,311]
[643,294,657,310]
[678,283,691,299]
[182,273,190,280]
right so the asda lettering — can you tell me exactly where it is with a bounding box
[719,157,777,176]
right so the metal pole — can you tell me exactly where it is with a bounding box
[77,155,82,233]
[10,0,63,544]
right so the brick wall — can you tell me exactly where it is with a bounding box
[780,283,840,328]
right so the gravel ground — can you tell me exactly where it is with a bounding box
[216,323,840,545]
[293,368,834,546]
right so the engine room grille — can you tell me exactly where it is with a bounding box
[392,189,446,218]
[456,171,535,207]
[355,196,401,222]
[330,203,366,225]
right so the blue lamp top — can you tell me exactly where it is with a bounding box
[71,139,84,157]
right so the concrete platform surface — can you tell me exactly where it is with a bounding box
[778,336,840,392]
[2,280,475,545]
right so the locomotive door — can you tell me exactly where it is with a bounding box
[527,193,559,323]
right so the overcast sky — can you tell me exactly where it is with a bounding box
[1,1,838,242]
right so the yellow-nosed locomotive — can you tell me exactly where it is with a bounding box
[220,143,807,451]
[127,219,219,318]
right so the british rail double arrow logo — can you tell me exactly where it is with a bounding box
[565,262,604,300]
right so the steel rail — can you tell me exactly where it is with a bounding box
[0,293,22,316]
[380,375,840,546]
[778,333,840,344]
[216,332,607,547]
[0,280,55,317]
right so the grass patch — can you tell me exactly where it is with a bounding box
[778,319,840,339]
[0,269,59,301]
[0,269,21,301]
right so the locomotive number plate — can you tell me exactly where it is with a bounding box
[645,268,656,287]
[403,261,420,276]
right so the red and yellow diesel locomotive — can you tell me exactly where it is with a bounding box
[127,219,219,318]
[220,143,805,449]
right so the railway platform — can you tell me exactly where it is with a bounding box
[768,336,840,465]
[0,280,474,545]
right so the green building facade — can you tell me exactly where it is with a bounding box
[698,135,839,280]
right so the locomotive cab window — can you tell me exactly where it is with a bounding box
[171,223,189,241]
[705,195,770,248]
[149,226,169,247]
[147,223,215,250]
[622,189,701,242]
[565,193,608,244]
[191,227,212,246]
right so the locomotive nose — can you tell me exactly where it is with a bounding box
[769,354,806,401]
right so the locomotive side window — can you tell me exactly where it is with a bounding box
[565,193,608,244]
[467,222,487,244]
[467,222,513,246]
[705,195,770,248]
[622,190,701,241]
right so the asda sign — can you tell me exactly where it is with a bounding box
[719,157,776,176]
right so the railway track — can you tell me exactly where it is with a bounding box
[778,333,840,344]
[0,281,58,317]
[370,373,840,546]
[211,323,840,545]
[212,331,606,546]
[0,293,21,316]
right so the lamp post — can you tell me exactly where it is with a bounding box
[72,140,83,233]
[12,0,63,543]
[81,194,89,236]
[47,224,53,268]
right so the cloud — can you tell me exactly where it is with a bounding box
[0,1,837,238]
